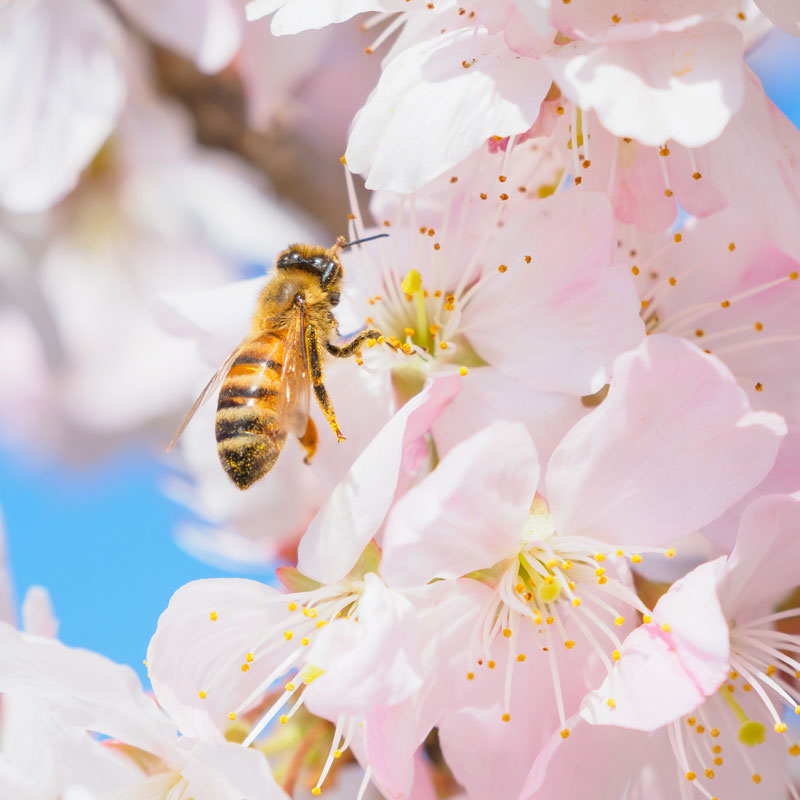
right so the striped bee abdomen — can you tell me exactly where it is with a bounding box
[215,333,288,490]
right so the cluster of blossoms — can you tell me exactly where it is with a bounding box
[3,0,800,799]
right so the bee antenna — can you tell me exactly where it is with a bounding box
[339,233,390,249]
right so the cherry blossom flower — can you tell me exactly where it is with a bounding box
[377,334,785,796]
[523,492,800,799]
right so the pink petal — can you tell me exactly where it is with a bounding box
[297,376,461,585]
[547,335,786,545]
[545,23,745,148]
[381,421,539,587]
[146,578,292,740]
[346,27,552,192]
[303,574,424,718]
[582,559,728,730]
[718,492,800,620]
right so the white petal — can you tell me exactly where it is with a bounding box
[346,27,552,192]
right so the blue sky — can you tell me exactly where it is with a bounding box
[3,29,800,686]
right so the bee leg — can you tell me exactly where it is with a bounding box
[306,324,345,442]
[326,329,383,358]
[298,417,318,464]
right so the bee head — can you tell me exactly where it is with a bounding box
[276,246,342,291]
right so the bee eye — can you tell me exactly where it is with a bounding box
[329,292,340,306]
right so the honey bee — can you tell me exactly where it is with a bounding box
[168,234,387,489]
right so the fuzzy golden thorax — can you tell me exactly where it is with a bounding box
[250,243,343,337]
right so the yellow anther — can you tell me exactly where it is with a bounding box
[669,277,677,286]
[562,560,573,570]
[696,725,705,733]
[612,650,621,661]
[705,769,715,779]
[795,706,800,715]
[440,342,448,350]
[631,266,640,275]
[198,691,207,699]
[334,749,342,758]
[665,548,676,558]
[595,553,606,562]
[687,717,696,726]
[766,664,776,676]
[711,730,720,739]
[246,653,254,662]
[467,672,474,680]
[560,729,570,739]
[673,233,682,243]
[312,788,322,796]
[642,614,652,624]
[607,698,616,708]
[288,601,298,611]
[503,628,512,638]
[597,576,608,585]
[401,269,423,294]
[209,612,218,621]
[459,367,468,376]
[790,744,800,756]
[572,597,581,608]
[517,654,526,662]
[301,637,310,646]
[280,715,288,724]
[284,631,294,640]
[316,620,327,628]
[775,722,788,733]
[300,665,325,684]
[285,682,296,692]
[487,660,496,669]
[616,549,623,557]
[661,623,671,633]
[754,321,763,331]
[686,771,696,781]
[564,640,576,649]
[631,554,642,563]
[720,300,731,308]
[228,712,236,721]
[501,713,511,722]
[790,271,799,280]
[752,774,761,784]
[544,575,555,585]
[546,616,555,625]
[241,664,250,672]
[614,616,625,626]
[714,757,723,766]
[595,567,606,577]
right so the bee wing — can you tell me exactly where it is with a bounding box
[167,338,250,451]
[277,304,311,438]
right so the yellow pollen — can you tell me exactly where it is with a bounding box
[766,664,776,676]
[241,664,250,672]
[615,616,625,626]
[546,616,555,625]
[661,623,671,633]
[755,382,763,392]
[611,13,620,22]
[607,698,616,708]
[665,189,674,197]
[795,706,800,715]
[557,106,565,115]
[666,548,676,558]
[693,171,702,180]
[498,264,508,273]
[695,330,705,338]
[480,192,488,200]
[517,654,526,662]
[228,712,236,721]
[560,729,570,739]
[302,638,310,646]
[673,233,682,243]
[525,255,532,263]
[284,631,294,641]
[595,553,606,562]
[686,771,696,781]
[754,321,763,331]
[616,549,623,557]
[790,744,800,756]
[209,612,218,621]
[500,192,509,200]
[564,640,576,649]
[595,568,606,577]
[687,717,697,726]
[775,723,788,733]
[697,725,705,733]
[316,620,327,628]
[631,554,642,563]
[280,714,288,724]
[631,266,640,275]
[612,650,621,661]
[669,277,677,286]
[487,660,496,669]
[467,672,475,680]
[312,788,322,796]
[598,576,608,584]
[643,615,652,624]
[752,775,761,784]
[563,560,573,570]
[440,342,448,350]
[705,769,715,779]
[246,653,254,662]
[660,147,671,157]
[459,367,468,376]
[404,327,415,337]
[582,159,591,168]
[714,757,723,766]
[498,175,507,183]
[288,602,297,611]
[285,682,296,691]
[720,300,730,308]
[572,597,581,607]
[503,628,512,638]
[501,713,511,722]
[712,745,721,753]
[198,691,207,699]
[711,730,720,739]
[790,271,799,280]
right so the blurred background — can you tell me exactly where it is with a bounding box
[1,4,798,683]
